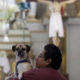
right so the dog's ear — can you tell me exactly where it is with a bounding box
[26,45,31,53]
[12,45,16,52]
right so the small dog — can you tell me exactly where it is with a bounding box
[12,44,31,61]
[6,44,32,80]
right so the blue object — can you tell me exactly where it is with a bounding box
[18,2,30,11]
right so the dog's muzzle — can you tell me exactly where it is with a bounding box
[18,50,25,57]
[16,48,26,57]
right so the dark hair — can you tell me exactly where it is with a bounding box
[44,44,62,70]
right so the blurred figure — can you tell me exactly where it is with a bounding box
[38,0,76,47]
[0,51,10,80]
[0,51,10,74]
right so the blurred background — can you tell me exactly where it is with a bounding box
[0,0,80,80]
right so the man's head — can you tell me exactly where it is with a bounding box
[36,44,62,70]
[12,44,31,58]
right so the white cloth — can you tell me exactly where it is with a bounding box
[49,12,64,37]
[0,51,10,73]
[22,0,26,2]
[28,2,37,16]
[7,0,16,5]
[7,0,16,21]
[0,0,19,20]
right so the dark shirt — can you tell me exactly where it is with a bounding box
[22,68,66,80]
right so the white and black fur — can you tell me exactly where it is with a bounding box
[12,44,32,79]
[6,44,32,80]
[12,44,31,61]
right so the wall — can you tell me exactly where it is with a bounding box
[29,18,80,80]
[27,21,49,67]
[65,18,80,80]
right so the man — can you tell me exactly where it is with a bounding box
[22,44,66,80]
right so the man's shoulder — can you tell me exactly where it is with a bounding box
[22,68,37,75]
[23,68,40,74]
[22,68,67,80]
[22,68,57,77]
[22,68,40,80]
[23,68,57,75]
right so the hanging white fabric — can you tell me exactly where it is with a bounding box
[0,51,10,74]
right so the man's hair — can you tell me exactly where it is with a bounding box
[44,44,62,70]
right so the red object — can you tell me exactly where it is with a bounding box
[61,6,64,16]
[22,68,67,80]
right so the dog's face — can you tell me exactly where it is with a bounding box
[12,44,31,58]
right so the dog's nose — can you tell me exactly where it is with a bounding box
[18,50,22,54]
[18,50,24,57]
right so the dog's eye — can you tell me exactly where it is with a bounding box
[22,48,26,51]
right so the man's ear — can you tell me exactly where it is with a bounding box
[12,45,16,52]
[46,59,52,65]
[26,45,31,53]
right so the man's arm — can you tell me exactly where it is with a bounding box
[22,69,37,80]
[22,72,34,80]
[60,0,76,6]
[38,0,51,4]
